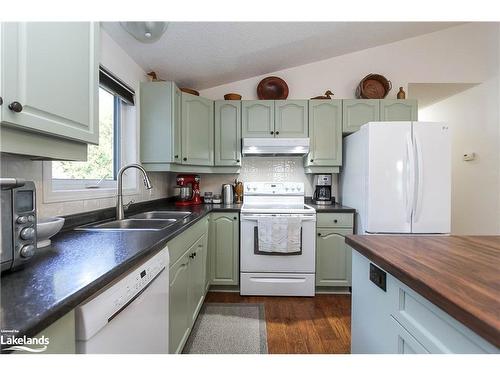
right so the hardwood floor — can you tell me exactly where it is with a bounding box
[204,292,351,354]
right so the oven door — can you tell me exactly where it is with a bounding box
[240,213,316,273]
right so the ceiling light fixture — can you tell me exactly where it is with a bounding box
[120,22,169,43]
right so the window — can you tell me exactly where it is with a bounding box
[43,67,138,202]
[52,87,121,187]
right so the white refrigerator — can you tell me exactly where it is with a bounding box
[341,122,451,234]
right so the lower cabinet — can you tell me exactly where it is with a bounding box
[19,311,76,354]
[315,213,354,289]
[315,228,353,287]
[167,217,209,354]
[351,250,499,354]
[209,212,239,286]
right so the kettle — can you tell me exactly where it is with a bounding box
[222,184,234,205]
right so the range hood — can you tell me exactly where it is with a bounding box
[242,138,310,156]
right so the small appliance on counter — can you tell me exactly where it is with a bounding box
[175,174,202,206]
[1,178,37,273]
[212,194,222,204]
[313,174,334,205]
[222,184,234,205]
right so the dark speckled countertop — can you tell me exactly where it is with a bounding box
[0,201,241,342]
[1,198,352,342]
[305,197,355,213]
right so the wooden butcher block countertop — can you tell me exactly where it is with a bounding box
[345,235,500,347]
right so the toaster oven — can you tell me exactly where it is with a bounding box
[1,178,37,273]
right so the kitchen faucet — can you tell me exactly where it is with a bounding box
[116,163,153,220]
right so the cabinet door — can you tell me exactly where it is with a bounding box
[214,101,241,166]
[241,100,274,137]
[210,213,239,285]
[1,22,99,144]
[140,81,181,164]
[274,100,308,137]
[305,100,342,167]
[188,234,207,325]
[380,99,418,121]
[169,252,190,354]
[181,93,214,166]
[173,85,182,162]
[316,228,353,287]
[342,99,380,134]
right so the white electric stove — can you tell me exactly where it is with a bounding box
[240,182,316,297]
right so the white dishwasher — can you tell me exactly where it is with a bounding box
[75,248,169,354]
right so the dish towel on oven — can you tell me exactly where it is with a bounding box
[257,217,301,253]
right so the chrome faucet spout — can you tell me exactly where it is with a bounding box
[116,163,153,220]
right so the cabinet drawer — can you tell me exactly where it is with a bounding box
[167,217,209,266]
[390,279,498,354]
[316,213,353,228]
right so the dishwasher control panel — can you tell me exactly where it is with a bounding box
[75,248,169,340]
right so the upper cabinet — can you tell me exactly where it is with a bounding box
[343,99,418,134]
[274,100,308,137]
[379,99,418,121]
[241,100,274,137]
[342,99,379,134]
[181,93,214,166]
[0,22,99,160]
[305,100,342,167]
[242,100,308,138]
[140,81,182,164]
[214,101,241,166]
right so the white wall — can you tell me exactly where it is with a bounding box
[419,80,499,234]
[200,23,498,100]
[198,22,500,234]
[0,28,172,218]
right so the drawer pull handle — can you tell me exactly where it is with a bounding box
[318,233,322,237]
[334,219,338,223]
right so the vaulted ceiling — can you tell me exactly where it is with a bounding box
[102,22,462,90]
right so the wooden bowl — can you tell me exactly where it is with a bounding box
[180,87,200,96]
[257,76,289,100]
[224,93,242,100]
[355,74,392,99]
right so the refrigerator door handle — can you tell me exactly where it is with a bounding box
[414,133,424,221]
[405,134,416,223]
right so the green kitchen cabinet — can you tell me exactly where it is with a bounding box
[305,100,342,167]
[19,311,76,354]
[316,227,353,287]
[188,233,208,325]
[209,212,239,286]
[214,101,241,166]
[0,22,99,160]
[181,93,214,166]
[342,99,380,134]
[241,100,274,137]
[169,251,191,354]
[167,217,209,354]
[140,81,182,164]
[275,100,308,137]
[379,99,418,121]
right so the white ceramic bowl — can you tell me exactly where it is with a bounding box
[37,217,65,248]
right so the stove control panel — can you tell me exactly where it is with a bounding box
[244,182,304,196]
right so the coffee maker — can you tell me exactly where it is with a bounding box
[175,174,202,206]
[313,174,334,205]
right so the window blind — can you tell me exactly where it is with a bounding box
[99,66,135,105]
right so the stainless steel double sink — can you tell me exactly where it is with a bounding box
[75,211,192,232]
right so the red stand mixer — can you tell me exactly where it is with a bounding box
[175,174,202,206]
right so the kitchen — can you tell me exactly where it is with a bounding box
[1,4,499,373]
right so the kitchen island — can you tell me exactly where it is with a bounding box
[346,235,500,353]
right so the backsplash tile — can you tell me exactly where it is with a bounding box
[0,154,172,218]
